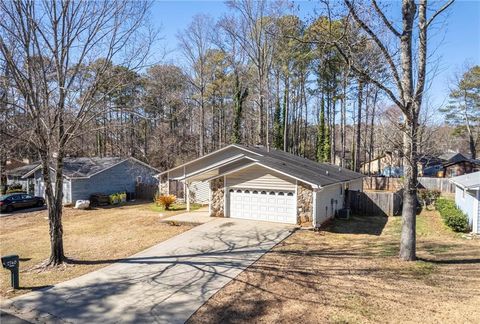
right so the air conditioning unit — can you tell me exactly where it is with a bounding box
[337,208,350,220]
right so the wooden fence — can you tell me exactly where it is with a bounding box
[135,183,158,201]
[349,190,403,217]
[363,177,403,191]
[363,176,455,193]
[418,177,455,193]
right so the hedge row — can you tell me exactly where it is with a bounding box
[436,198,469,232]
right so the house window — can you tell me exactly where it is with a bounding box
[136,176,142,183]
[340,186,343,195]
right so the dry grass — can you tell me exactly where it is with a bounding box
[189,210,480,324]
[0,202,199,300]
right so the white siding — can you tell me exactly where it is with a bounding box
[315,183,343,225]
[190,181,209,203]
[225,165,296,191]
[455,185,478,233]
[477,191,480,234]
[314,179,363,227]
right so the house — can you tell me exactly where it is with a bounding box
[5,163,40,193]
[22,157,159,204]
[157,144,364,226]
[360,151,403,175]
[441,153,480,177]
[450,171,480,234]
[417,154,444,176]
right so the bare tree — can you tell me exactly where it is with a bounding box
[177,14,213,156]
[334,0,454,260]
[0,0,153,265]
[224,0,276,146]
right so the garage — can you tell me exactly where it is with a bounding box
[158,144,364,227]
[228,188,296,224]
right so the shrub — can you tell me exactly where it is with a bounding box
[156,194,176,210]
[108,192,127,205]
[6,188,25,194]
[417,189,441,208]
[436,198,469,232]
[6,183,24,194]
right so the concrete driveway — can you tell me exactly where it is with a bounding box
[1,217,294,323]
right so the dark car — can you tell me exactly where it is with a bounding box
[0,193,45,213]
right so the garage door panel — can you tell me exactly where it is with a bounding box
[228,188,296,224]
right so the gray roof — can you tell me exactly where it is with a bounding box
[61,157,127,178]
[450,171,480,189]
[6,163,40,177]
[23,157,158,179]
[236,145,364,186]
[439,152,468,163]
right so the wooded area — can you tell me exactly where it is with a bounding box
[1,1,474,172]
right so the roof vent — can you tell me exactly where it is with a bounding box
[326,170,329,175]
[338,167,342,172]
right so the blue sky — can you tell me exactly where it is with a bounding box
[150,0,480,111]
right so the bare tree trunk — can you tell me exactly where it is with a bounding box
[355,79,363,172]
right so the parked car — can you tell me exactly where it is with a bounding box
[0,193,45,213]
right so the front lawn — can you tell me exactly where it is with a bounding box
[189,210,480,323]
[0,202,202,299]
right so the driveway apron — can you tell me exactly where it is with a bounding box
[1,218,294,323]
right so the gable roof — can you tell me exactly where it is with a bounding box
[450,171,480,190]
[439,152,469,163]
[6,163,40,177]
[23,157,159,180]
[161,144,364,187]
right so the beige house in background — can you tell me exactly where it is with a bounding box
[361,151,402,174]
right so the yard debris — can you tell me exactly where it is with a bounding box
[74,200,90,210]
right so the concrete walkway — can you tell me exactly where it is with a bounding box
[1,217,294,323]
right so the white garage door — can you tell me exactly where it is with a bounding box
[228,188,296,224]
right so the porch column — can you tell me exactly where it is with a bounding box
[186,181,190,212]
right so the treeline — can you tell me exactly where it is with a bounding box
[1,1,472,173]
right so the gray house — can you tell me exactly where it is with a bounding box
[158,144,364,226]
[22,157,159,204]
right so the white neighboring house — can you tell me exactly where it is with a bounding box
[450,171,480,234]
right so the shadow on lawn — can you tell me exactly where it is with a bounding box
[326,214,388,236]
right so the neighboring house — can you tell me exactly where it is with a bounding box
[361,151,403,175]
[417,155,444,176]
[5,163,39,193]
[22,157,159,204]
[450,171,480,234]
[157,144,364,226]
[441,154,480,177]
[438,152,469,164]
